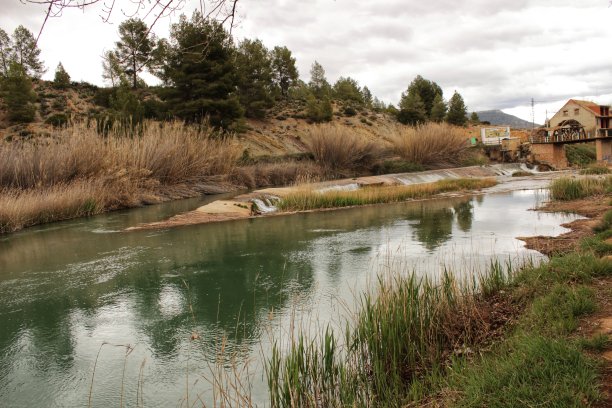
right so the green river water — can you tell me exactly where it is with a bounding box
[0,190,581,407]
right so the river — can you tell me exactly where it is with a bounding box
[0,189,581,407]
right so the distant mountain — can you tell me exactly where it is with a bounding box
[475,110,539,129]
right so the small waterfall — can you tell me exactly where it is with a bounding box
[251,195,281,213]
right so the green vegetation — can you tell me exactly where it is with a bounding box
[53,62,70,89]
[511,170,533,177]
[566,144,596,166]
[266,246,611,407]
[549,176,612,200]
[277,178,496,211]
[0,61,36,123]
[446,91,468,126]
[580,165,610,175]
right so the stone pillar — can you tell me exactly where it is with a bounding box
[531,143,569,169]
[595,138,612,163]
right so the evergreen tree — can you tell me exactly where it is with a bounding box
[362,86,373,108]
[53,62,70,89]
[430,94,447,122]
[114,18,155,88]
[110,80,145,127]
[11,25,45,78]
[0,28,12,77]
[0,61,37,123]
[308,61,331,98]
[271,46,298,98]
[333,77,363,105]
[470,111,480,125]
[101,51,124,87]
[306,94,333,123]
[163,12,242,128]
[236,39,274,119]
[397,92,426,125]
[372,96,386,112]
[405,75,443,119]
[446,91,468,126]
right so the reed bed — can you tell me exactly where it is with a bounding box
[306,125,383,176]
[266,261,515,407]
[388,123,470,168]
[579,165,610,175]
[276,178,497,212]
[230,161,324,189]
[0,121,241,233]
[549,176,612,201]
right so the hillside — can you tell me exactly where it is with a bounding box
[0,81,399,158]
[476,109,538,129]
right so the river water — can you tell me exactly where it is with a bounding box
[0,189,581,407]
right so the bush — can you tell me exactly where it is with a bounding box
[44,113,69,128]
[343,106,357,116]
[374,160,425,175]
[306,96,333,123]
[580,165,610,175]
[549,176,612,200]
[566,144,596,166]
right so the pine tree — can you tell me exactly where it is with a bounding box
[162,12,242,128]
[405,75,443,119]
[53,62,70,89]
[470,111,480,125]
[11,26,45,78]
[308,61,331,98]
[114,18,155,88]
[236,39,274,119]
[1,61,37,123]
[271,46,298,98]
[333,77,363,105]
[430,94,447,122]
[0,28,12,77]
[306,94,333,123]
[446,91,468,126]
[398,92,426,125]
[101,51,124,87]
[362,86,373,108]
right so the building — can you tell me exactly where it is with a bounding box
[546,99,611,138]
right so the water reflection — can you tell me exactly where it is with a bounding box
[0,190,580,407]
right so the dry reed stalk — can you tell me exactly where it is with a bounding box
[306,124,382,176]
[388,122,470,168]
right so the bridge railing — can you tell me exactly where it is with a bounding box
[530,131,596,144]
[598,128,612,138]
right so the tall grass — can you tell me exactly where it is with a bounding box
[277,178,497,212]
[306,124,383,176]
[266,262,515,407]
[389,123,470,168]
[549,176,612,201]
[0,121,241,233]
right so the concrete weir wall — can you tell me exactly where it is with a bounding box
[531,144,569,169]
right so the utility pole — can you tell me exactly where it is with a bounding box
[531,98,535,134]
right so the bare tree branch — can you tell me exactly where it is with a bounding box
[23,0,239,41]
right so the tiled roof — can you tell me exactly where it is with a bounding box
[569,99,606,116]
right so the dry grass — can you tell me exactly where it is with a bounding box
[0,121,241,233]
[277,178,497,212]
[389,123,470,168]
[306,124,383,176]
[229,161,324,189]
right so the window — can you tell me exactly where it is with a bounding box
[563,110,568,116]
[574,108,579,115]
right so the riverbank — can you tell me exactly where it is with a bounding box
[264,178,612,407]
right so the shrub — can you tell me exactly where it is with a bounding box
[512,171,533,177]
[44,113,69,128]
[566,144,596,166]
[343,106,357,116]
[580,165,610,175]
[549,176,612,201]
[306,96,333,123]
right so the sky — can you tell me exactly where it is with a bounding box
[1,0,611,123]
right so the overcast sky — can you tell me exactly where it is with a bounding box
[1,0,611,122]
